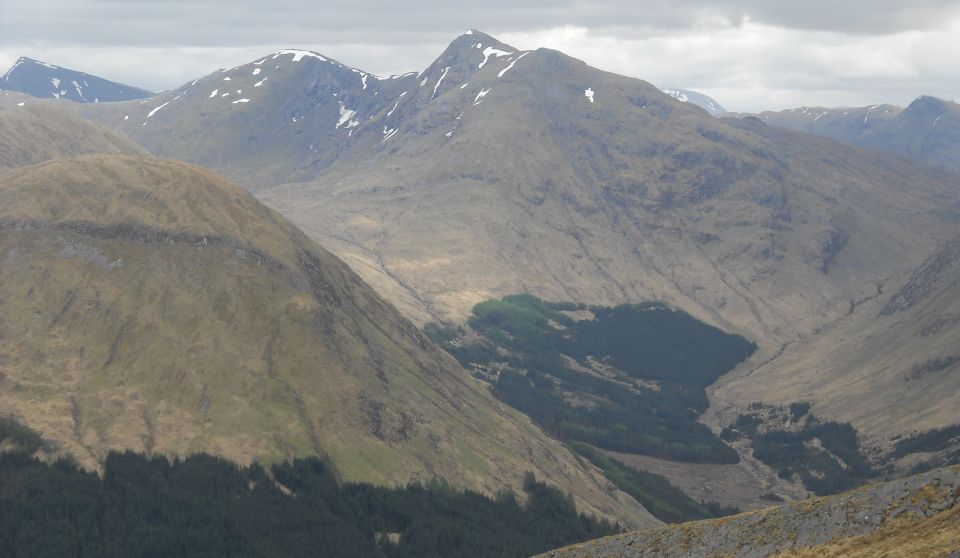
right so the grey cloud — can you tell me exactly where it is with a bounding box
[2,0,959,112]
[3,0,960,50]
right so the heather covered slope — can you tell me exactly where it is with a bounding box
[0,154,656,526]
[0,96,145,171]
[539,465,960,557]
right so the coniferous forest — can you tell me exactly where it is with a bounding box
[426,295,756,464]
[0,419,617,558]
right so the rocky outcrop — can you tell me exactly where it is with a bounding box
[540,465,960,557]
[881,238,960,315]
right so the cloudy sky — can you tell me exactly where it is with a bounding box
[2,0,959,112]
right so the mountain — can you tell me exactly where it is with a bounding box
[660,87,726,115]
[0,57,153,102]
[78,48,416,186]
[73,31,960,448]
[0,153,657,527]
[709,230,960,442]
[0,93,146,171]
[539,465,960,557]
[744,96,960,173]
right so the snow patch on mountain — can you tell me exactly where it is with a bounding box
[432,67,450,99]
[497,52,529,78]
[473,88,491,105]
[584,88,595,103]
[146,102,169,118]
[273,49,328,63]
[336,101,359,129]
[387,92,407,116]
[479,47,512,69]
[660,87,726,115]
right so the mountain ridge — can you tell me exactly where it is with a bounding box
[660,87,726,115]
[1,57,153,103]
[739,95,960,173]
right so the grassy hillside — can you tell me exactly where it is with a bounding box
[0,155,656,526]
[0,100,145,171]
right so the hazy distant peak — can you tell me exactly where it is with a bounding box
[0,56,153,103]
[660,87,727,115]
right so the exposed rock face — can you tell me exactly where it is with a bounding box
[539,466,960,557]
[881,238,960,316]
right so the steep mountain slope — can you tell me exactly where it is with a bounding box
[0,57,153,102]
[709,231,960,441]
[539,465,960,557]
[747,96,960,173]
[660,88,726,115]
[0,98,145,171]
[0,154,656,527]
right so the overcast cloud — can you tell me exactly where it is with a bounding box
[1,0,958,111]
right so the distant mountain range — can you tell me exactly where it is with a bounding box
[740,96,960,173]
[0,57,153,102]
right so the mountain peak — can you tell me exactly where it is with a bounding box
[900,95,958,125]
[436,29,519,65]
[0,56,153,103]
[906,94,951,112]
